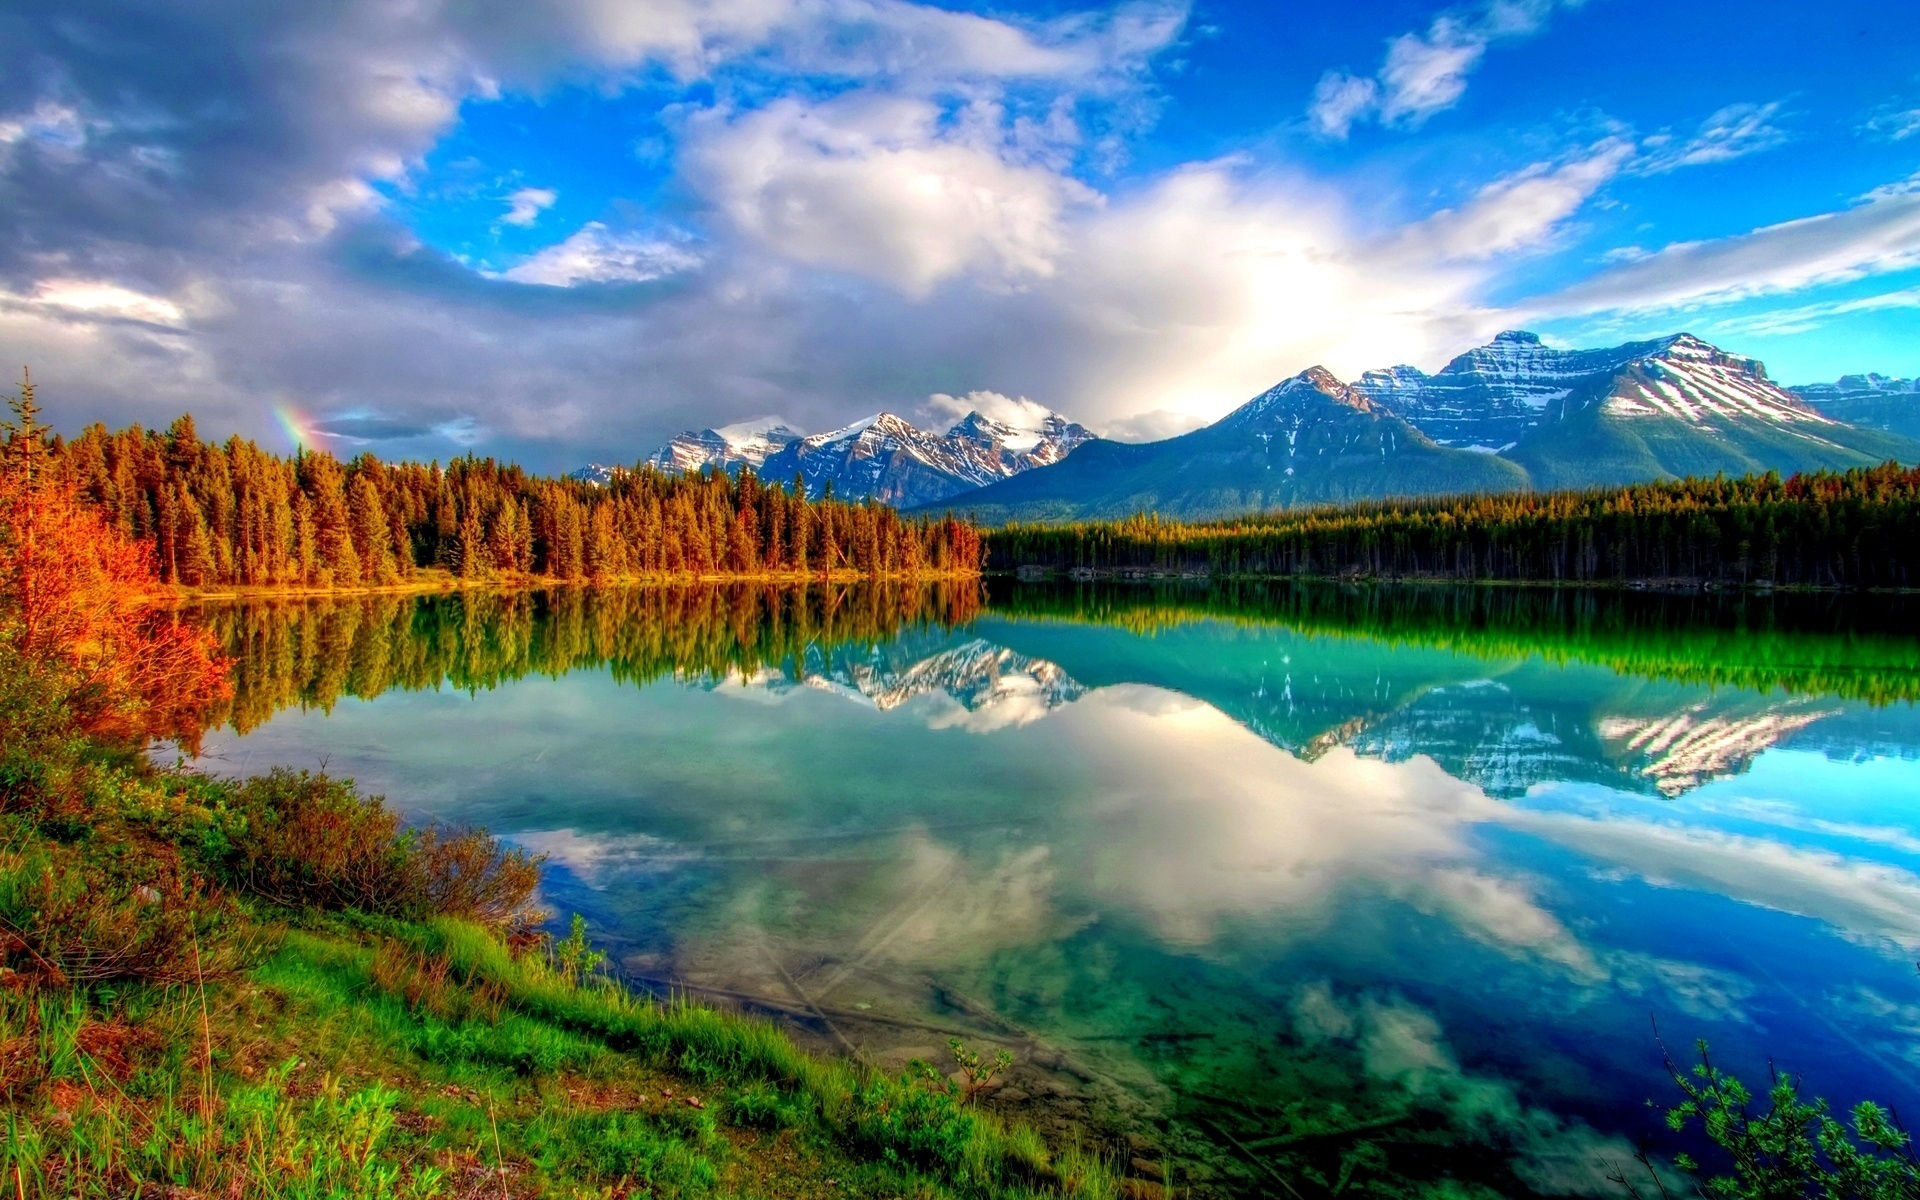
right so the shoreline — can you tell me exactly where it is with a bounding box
[175,568,984,602]
[997,567,1920,594]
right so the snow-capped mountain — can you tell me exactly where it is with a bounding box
[1789,373,1920,441]
[590,407,1091,506]
[755,408,1092,507]
[928,331,1920,522]
[907,365,1526,522]
[1351,331,1831,453]
[566,463,625,486]
[645,417,805,475]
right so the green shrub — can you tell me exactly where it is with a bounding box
[1621,1039,1920,1200]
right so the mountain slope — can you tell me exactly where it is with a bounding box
[1503,335,1918,489]
[917,368,1528,522]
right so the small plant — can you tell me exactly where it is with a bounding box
[554,914,606,987]
[949,1038,1014,1105]
[1615,1037,1920,1200]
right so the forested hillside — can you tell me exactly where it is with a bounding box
[986,464,1920,589]
[41,415,983,586]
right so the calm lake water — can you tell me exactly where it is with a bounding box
[191,582,1920,1198]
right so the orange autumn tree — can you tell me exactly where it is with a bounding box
[0,370,230,746]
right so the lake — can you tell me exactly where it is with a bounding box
[188,581,1920,1198]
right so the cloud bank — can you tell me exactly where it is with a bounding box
[0,0,1909,468]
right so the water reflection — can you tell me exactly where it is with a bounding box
[191,582,1920,1199]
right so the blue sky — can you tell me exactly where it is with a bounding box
[1,0,1916,466]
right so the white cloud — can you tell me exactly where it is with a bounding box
[501,186,557,227]
[686,94,1096,295]
[1703,287,1920,339]
[1098,408,1209,442]
[1539,182,1920,315]
[1309,0,1573,138]
[1307,72,1379,138]
[920,388,1059,431]
[1640,101,1791,173]
[1862,104,1920,142]
[1397,140,1632,261]
[502,222,703,286]
[10,278,188,327]
[465,0,1185,89]
[1378,23,1486,125]
[0,101,94,152]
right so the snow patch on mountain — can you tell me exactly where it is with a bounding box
[1353,330,1828,445]
[643,417,804,475]
[757,407,1092,506]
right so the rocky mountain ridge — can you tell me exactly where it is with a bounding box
[578,406,1093,508]
[923,330,1920,522]
[1789,372,1920,441]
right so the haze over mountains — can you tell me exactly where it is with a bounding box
[920,331,1920,523]
[579,331,1919,522]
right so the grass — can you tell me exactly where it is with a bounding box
[0,916,1131,1199]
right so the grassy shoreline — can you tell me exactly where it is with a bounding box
[5,909,1133,1199]
[0,667,1133,1199]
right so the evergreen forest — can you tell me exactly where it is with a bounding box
[985,465,1920,589]
[44,415,983,587]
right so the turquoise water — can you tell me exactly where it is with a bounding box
[194,585,1920,1197]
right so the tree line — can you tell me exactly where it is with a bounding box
[37,414,983,588]
[985,464,1920,589]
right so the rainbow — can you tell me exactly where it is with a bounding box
[274,403,319,452]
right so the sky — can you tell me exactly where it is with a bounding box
[1,0,1917,469]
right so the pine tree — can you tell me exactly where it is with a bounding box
[350,475,400,584]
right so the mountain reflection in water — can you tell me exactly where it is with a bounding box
[190,582,1920,1199]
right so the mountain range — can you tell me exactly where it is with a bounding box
[915,331,1920,523]
[1789,373,1920,440]
[575,408,1092,507]
[576,331,1918,522]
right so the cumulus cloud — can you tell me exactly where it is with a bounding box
[1308,0,1575,138]
[0,0,1639,467]
[686,94,1097,295]
[920,389,1061,431]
